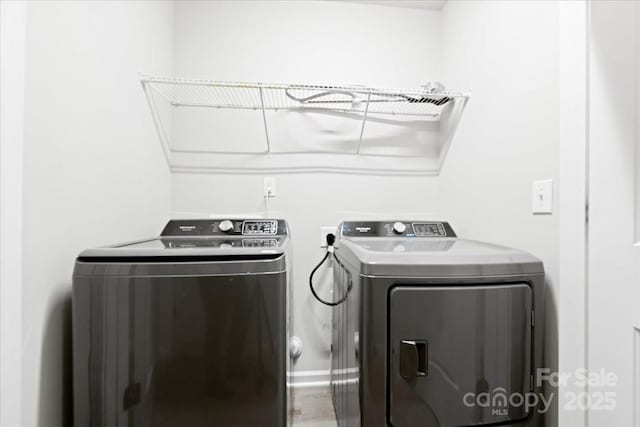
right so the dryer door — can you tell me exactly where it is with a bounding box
[388,284,532,427]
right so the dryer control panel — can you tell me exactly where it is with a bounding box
[161,219,288,237]
[341,221,456,238]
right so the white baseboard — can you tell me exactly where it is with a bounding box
[288,369,331,388]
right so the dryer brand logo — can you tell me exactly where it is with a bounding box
[355,227,371,233]
[178,225,196,232]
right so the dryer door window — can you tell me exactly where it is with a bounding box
[388,284,533,427]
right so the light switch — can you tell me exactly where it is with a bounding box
[532,179,553,214]
[264,177,276,198]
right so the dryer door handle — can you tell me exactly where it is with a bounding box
[399,340,428,379]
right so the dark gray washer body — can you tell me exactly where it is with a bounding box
[331,221,545,427]
[73,219,292,427]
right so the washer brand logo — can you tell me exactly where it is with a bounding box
[178,225,196,232]
[355,227,371,232]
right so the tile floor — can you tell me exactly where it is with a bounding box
[291,385,338,427]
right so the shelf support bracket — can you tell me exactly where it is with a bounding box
[356,93,371,155]
[141,80,172,168]
[258,86,271,153]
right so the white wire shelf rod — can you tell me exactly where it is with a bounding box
[170,149,434,158]
[168,102,441,117]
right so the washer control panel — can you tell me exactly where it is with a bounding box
[242,220,278,235]
[160,238,279,248]
[341,221,456,238]
[413,222,448,237]
[161,219,287,237]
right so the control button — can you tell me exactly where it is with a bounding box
[219,220,234,233]
[392,222,406,234]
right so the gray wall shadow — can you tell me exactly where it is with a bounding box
[544,278,559,427]
[37,289,72,427]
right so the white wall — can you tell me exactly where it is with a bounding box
[438,1,560,425]
[170,0,443,374]
[1,2,26,426]
[20,2,174,426]
[588,2,639,426]
[637,2,640,245]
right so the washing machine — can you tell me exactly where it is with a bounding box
[73,219,292,427]
[330,220,545,427]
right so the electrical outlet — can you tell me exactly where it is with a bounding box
[264,177,276,198]
[320,226,337,247]
[532,179,553,214]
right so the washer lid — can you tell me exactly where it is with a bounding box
[77,236,288,261]
[336,237,543,277]
[76,218,290,262]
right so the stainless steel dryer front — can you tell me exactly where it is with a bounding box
[330,221,545,427]
[73,219,292,427]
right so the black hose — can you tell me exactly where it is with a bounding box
[309,234,351,306]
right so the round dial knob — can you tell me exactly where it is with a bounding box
[219,220,234,233]
[392,222,407,234]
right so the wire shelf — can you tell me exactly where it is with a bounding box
[141,75,468,117]
[140,74,470,173]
